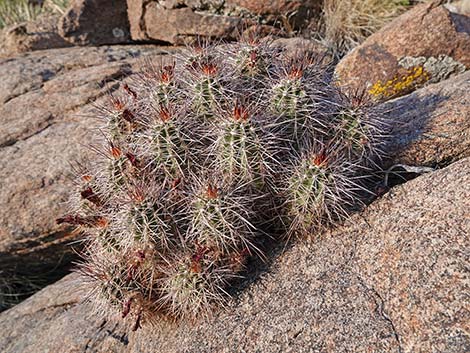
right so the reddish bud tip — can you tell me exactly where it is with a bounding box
[288,67,303,80]
[192,246,208,263]
[130,187,145,203]
[201,62,218,77]
[190,261,202,273]
[113,98,125,111]
[80,187,102,206]
[122,83,137,100]
[136,250,146,261]
[206,184,218,199]
[171,177,181,189]
[158,104,172,122]
[160,65,174,83]
[125,152,139,168]
[82,174,93,182]
[233,102,249,121]
[190,246,208,273]
[110,143,122,158]
[95,216,109,228]
[312,151,328,167]
[121,109,136,123]
[249,50,258,68]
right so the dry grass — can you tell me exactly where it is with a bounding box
[0,0,42,28]
[0,0,69,29]
[0,273,43,311]
[321,0,418,56]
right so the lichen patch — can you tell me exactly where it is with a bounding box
[398,55,466,84]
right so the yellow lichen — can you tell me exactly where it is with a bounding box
[369,66,429,98]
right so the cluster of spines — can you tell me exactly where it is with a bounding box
[59,38,385,328]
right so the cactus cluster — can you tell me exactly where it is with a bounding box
[59,38,385,328]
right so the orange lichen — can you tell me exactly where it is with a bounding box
[369,66,429,98]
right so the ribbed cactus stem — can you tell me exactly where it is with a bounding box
[167,263,205,308]
[150,114,186,179]
[222,122,259,177]
[158,251,229,319]
[190,182,255,253]
[215,103,266,183]
[128,199,174,250]
[269,70,315,148]
[107,97,136,141]
[335,109,371,158]
[108,145,128,188]
[129,202,155,242]
[108,111,125,141]
[153,84,173,107]
[151,64,176,107]
[293,165,327,207]
[271,77,306,116]
[288,151,330,232]
[98,228,119,252]
[193,76,220,115]
[192,183,233,251]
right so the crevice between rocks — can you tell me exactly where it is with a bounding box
[0,120,54,148]
[0,228,79,312]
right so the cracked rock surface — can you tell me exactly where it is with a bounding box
[0,157,468,352]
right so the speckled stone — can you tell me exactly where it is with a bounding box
[0,158,468,353]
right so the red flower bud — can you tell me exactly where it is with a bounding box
[312,151,328,167]
[206,184,218,199]
[80,187,102,206]
[233,102,249,121]
[121,109,136,123]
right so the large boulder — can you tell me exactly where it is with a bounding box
[127,0,321,44]
[335,0,470,100]
[226,0,321,29]
[383,70,470,168]
[0,15,72,58]
[0,156,468,352]
[58,0,131,45]
[0,44,176,309]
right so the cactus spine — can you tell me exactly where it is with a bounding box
[59,39,385,327]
